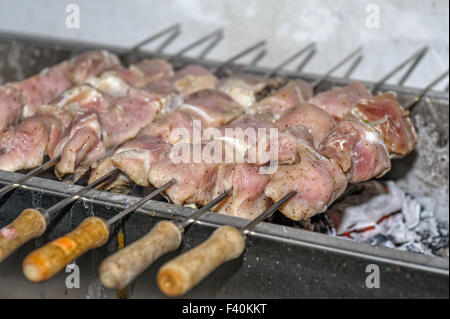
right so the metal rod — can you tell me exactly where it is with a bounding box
[211,40,267,74]
[249,49,267,67]
[397,48,428,86]
[372,46,428,94]
[242,191,296,235]
[311,46,363,89]
[44,168,120,217]
[120,23,181,58]
[197,32,225,60]
[296,48,317,73]
[404,69,449,110]
[344,55,364,79]
[155,29,182,54]
[0,155,61,198]
[264,42,316,79]
[106,180,177,227]
[167,29,224,62]
[176,188,232,230]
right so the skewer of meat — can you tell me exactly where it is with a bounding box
[153,77,444,297]
[0,58,174,174]
[0,50,122,133]
[88,48,366,218]
[88,39,318,187]
[91,84,420,292]
[86,40,270,189]
[7,46,322,280]
[6,46,440,294]
[0,29,233,180]
[0,25,227,197]
[0,22,183,134]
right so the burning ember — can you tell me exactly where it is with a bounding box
[326,180,449,257]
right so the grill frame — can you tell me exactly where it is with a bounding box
[0,31,448,298]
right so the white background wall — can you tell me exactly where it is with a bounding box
[0,0,448,89]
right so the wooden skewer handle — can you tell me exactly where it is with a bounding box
[99,220,182,289]
[0,209,47,263]
[22,217,109,282]
[157,225,245,297]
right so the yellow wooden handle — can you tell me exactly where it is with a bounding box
[23,217,109,282]
[0,209,47,263]
[157,225,245,297]
[99,220,182,289]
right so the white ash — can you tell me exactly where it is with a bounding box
[334,180,448,256]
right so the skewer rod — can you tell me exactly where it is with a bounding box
[168,29,224,62]
[311,46,363,89]
[105,179,176,227]
[212,40,267,74]
[45,168,120,217]
[176,188,232,230]
[99,189,231,289]
[157,192,296,296]
[242,191,296,235]
[404,70,449,110]
[0,155,61,198]
[264,42,316,79]
[372,46,428,93]
[127,23,181,53]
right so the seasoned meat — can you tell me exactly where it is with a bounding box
[132,59,174,84]
[308,82,372,120]
[10,61,72,119]
[213,163,271,219]
[99,89,158,149]
[0,86,25,132]
[149,147,220,206]
[276,102,336,148]
[247,80,313,122]
[218,75,275,109]
[69,50,121,85]
[319,120,391,183]
[110,136,171,187]
[179,89,244,127]
[169,65,218,96]
[54,113,103,179]
[351,92,418,157]
[0,116,61,171]
[265,150,347,220]
[140,111,195,145]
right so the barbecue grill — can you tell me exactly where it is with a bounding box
[0,29,448,299]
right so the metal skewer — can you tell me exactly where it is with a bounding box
[311,46,363,90]
[210,40,267,74]
[296,48,317,73]
[0,168,120,264]
[21,179,176,282]
[404,70,449,110]
[197,32,225,60]
[167,29,224,63]
[263,42,316,79]
[249,49,268,67]
[371,46,428,94]
[98,188,232,289]
[343,55,364,79]
[397,48,428,86]
[120,23,181,60]
[157,191,296,297]
[0,156,61,198]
